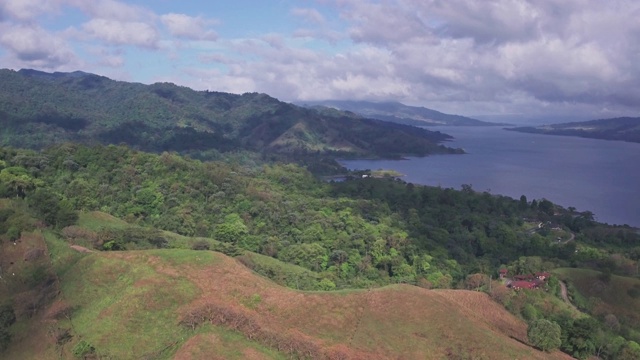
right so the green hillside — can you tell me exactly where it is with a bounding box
[2,142,640,359]
[0,69,461,162]
[0,227,573,360]
[555,268,640,334]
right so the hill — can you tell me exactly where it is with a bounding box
[506,117,640,143]
[3,142,640,359]
[299,100,505,127]
[554,268,640,333]
[0,229,572,360]
[0,69,461,160]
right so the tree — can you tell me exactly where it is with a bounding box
[527,319,562,352]
[464,273,487,290]
[519,195,528,210]
[214,213,248,244]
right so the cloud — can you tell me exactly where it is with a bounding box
[67,0,151,21]
[291,8,326,24]
[160,13,218,41]
[82,19,159,48]
[0,24,75,68]
[311,0,640,117]
[0,0,58,21]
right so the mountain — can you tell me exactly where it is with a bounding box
[0,69,461,160]
[506,117,640,143]
[299,100,506,127]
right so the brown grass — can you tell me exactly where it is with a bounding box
[4,245,574,359]
[158,252,571,360]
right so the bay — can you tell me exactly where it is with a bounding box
[341,126,640,227]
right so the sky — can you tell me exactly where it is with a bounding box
[0,0,639,123]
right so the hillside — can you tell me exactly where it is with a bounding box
[3,142,640,359]
[299,100,505,127]
[506,117,640,143]
[0,69,461,160]
[0,229,572,360]
[554,268,640,333]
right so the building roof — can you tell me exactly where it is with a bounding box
[510,281,537,289]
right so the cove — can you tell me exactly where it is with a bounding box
[341,126,640,227]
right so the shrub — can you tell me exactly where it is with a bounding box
[522,304,539,321]
[72,340,95,358]
[191,240,210,251]
[528,319,562,352]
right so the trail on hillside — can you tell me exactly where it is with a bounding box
[559,280,579,312]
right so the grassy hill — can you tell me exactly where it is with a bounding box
[554,268,640,334]
[1,227,572,360]
[0,69,461,160]
[506,117,640,143]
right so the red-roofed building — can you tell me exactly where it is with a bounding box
[514,274,535,281]
[509,281,538,290]
[535,272,551,280]
[499,268,508,279]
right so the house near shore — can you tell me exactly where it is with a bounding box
[509,280,539,290]
[506,271,552,291]
[499,268,508,279]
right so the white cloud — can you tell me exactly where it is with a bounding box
[310,0,640,117]
[82,19,159,48]
[67,0,151,21]
[0,0,59,21]
[291,8,326,24]
[160,13,218,41]
[0,24,75,69]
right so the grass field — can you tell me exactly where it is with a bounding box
[554,267,640,330]
[2,214,575,359]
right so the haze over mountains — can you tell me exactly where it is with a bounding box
[507,117,640,143]
[300,100,506,127]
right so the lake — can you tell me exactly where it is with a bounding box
[341,126,640,227]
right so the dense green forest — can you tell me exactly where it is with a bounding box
[2,142,640,358]
[0,69,461,168]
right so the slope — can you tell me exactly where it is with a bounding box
[507,117,640,143]
[0,69,460,159]
[300,100,505,127]
[2,232,572,360]
[555,268,640,332]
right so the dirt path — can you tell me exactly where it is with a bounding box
[558,280,578,311]
[70,245,94,253]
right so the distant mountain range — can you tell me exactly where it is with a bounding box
[506,117,640,143]
[299,100,506,127]
[0,69,462,160]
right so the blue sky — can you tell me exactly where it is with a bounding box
[1,0,639,122]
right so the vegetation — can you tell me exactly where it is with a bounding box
[527,319,562,351]
[0,69,462,173]
[1,141,639,358]
[1,70,639,358]
[507,117,640,143]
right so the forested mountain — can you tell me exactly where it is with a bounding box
[1,144,640,358]
[507,117,640,143]
[0,69,461,162]
[300,100,505,127]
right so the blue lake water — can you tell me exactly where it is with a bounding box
[341,126,640,227]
